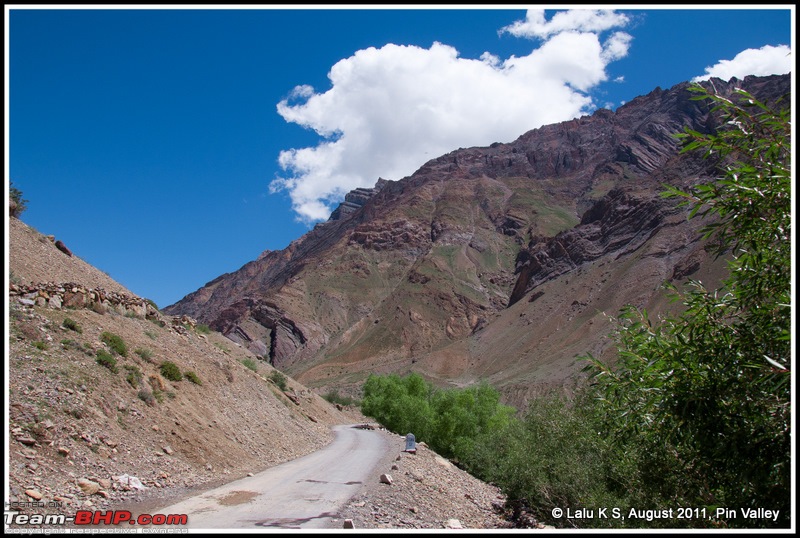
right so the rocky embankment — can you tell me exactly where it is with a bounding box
[334,428,520,530]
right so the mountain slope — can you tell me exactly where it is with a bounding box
[164,74,790,408]
[7,216,356,516]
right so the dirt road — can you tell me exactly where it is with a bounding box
[147,424,391,530]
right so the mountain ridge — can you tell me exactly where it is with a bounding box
[163,74,791,408]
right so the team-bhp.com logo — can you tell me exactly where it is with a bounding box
[5,509,188,527]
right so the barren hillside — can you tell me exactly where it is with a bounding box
[6,216,515,530]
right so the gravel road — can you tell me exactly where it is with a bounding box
[144,424,389,530]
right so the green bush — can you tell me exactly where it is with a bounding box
[269,370,288,391]
[159,361,182,382]
[10,180,28,218]
[137,389,156,406]
[467,390,639,528]
[322,390,358,407]
[62,317,82,333]
[95,349,118,373]
[124,365,143,388]
[242,359,258,372]
[195,324,211,334]
[100,331,128,357]
[32,341,49,351]
[61,339,88,354]
[361,374,644,529]
[185,371,202,385]
[134,347,154,362]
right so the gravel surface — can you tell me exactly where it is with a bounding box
[332,427,514,530]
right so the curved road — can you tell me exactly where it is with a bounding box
[148,424,391,530]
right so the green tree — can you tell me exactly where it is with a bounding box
[10,180,28,217]
[429,382,514,461]
[584,84,791,527]
[361,372,434,439]
[361,372,514,462]
[464,390,635,528]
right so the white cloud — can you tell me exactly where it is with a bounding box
[692,44,792,82]
[500,8,630,39]
[272,10,631,223]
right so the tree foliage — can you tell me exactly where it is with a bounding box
[360,372,514,462]
[10,180,28,218]
[584,84,791,527]
[464,389,636,528]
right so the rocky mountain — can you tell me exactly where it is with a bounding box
[164,74,791,409]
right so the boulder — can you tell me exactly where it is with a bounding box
[25,489,43,500]
[77,478,101,495]
[55,240,73,257]
[445,519,463,529]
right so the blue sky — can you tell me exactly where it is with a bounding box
[5,6,794,309]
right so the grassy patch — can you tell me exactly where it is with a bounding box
[159,361,182,382]
[242,359,258,373]
[62,317,83,333]
[185,371,202,385]
[60,339,86,353]
[100,331,128,357]
[124,365,143,388]
[269,370,288,391]
[134,347,154,363]
[138,389,157,406]
[322,389,359,407]
[95,350,118,373]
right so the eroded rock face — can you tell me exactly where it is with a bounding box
[508,188,684,306]
[349,220,430,252]
[328,179,389,221]
[163,74,790,401]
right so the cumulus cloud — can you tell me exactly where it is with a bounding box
[272,10,631,223]
[692,44,792,82]
[500,8,630,39]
